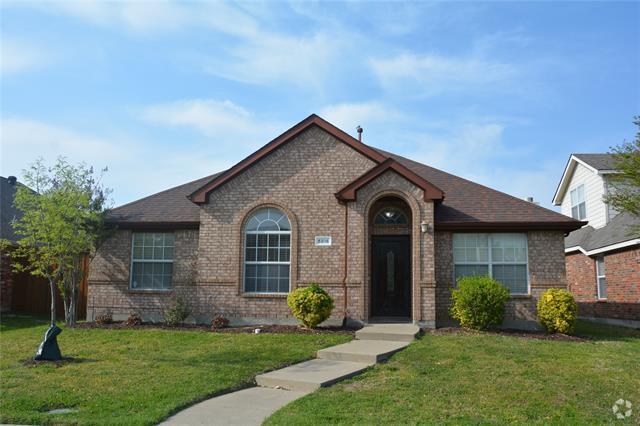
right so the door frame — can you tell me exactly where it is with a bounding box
[370,234,412,319]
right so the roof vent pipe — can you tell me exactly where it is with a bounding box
[526,196,534,203]
[7,176,17,185]
[356,126,363,142]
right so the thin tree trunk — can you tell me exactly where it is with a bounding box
[48,278,56,327]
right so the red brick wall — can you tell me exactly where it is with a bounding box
[566,248,640,321]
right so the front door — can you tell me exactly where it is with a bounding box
[371,235,411,318]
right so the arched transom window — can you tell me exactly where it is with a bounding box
[244,207,291,293]
[374,207,409,225]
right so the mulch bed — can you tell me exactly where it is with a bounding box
[71,321,357,335]
[427,327,588,342]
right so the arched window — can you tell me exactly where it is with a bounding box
[374,207,408,225]
[244,207,291,293]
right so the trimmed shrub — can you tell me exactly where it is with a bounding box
[537,288,578,334]
[450,276,510,330]
[124,313,143,327]
[211,315,229,330]
[164,297,190,326]
[95,312,113,325]
[287,283,334,329]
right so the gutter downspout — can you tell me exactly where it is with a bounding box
[342,201,348,327]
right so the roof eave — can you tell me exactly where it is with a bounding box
[435,220,587,232]
[105,220,200,230]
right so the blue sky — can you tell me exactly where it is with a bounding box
[1,1,638,209]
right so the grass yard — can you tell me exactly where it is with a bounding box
[267,321,640,425]
[0,315,351,425]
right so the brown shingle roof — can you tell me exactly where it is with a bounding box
[107,173,221,228]
[107,115,584,232]
[373,149,583,231]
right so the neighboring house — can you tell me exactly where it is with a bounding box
[1,176,21,312]
[553,154,640,328]
[89,115,583,329]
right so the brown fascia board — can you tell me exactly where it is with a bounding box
[335,158,445,202]
[189,114,388,204]
[105,221,200,230]
[434,220,587,233]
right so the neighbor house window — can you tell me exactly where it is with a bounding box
[244,207,291,293]
[130,232,174,290]
[596,256,606,299]
[453,233,529,295]
[570,185,587,220]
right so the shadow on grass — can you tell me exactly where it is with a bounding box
[574,320,640,342]
[21,357,97,367]
[0,314,51,332]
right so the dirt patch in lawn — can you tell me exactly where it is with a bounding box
[71,322,356,335]
[428,327,588,342]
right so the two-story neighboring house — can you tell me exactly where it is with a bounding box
[553,154,640,328]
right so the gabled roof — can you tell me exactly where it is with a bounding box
[565,212,640,255]
[189,114,387,204]
[553,153,619,205]
[107,114,585,232]
[573,154,618,171]
[335,158,445,202]
[375,149,583,231]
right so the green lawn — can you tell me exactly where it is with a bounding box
[267,321,640,425]
[0,315,351,425]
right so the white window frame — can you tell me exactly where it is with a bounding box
[243,208,292,295]
[570,184,587,220]
[596,256,607,300]
[453,233,530,296]
[129,232,174,291]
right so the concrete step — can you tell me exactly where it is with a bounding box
[317,339,409,364]
[255,358,370,393]
[355,323,421,342]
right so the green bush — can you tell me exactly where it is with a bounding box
[537,288,578,334]
[450,276,510,330]
[164,296,190,326]
[287,283,334,329]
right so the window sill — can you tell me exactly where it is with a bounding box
[128,289,173,294]
[509,294,531,299]
[596,298,608,302]
[242,292,289,299]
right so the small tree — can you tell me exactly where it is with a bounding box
[604,116,640,232]
[9,157,111,327]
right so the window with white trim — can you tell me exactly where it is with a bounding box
[453,233,529,295]
[596,256,607,299]
[130,232,174,290]
[244,207,291,293]
[570,185,587,220]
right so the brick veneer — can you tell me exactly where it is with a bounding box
[566,248,640,323]
[435,231,568,329]
[88,126,572,328]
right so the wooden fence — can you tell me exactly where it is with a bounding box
[9,257,88,320]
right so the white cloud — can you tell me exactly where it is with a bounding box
[0,39,48,75]
[0,117,230,206]
[369,52,518,97]
[319,101,404,131]
[139,98,283,146]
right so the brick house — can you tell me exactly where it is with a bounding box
[553,154,640,328]
[88,115,583,329]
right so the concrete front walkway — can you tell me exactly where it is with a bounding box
[160,323,420,426]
